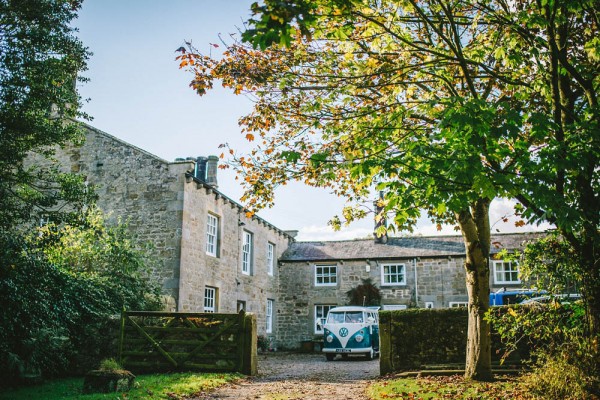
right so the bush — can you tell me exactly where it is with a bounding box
[486,302,599,398]
[379,308,469,372]
[0,209,162,387]
[522,351,599,400]
[257,335,269,352]
[98,358,123,371]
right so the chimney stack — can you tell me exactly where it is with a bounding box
[195,156,208,181]
[205,155,219,188]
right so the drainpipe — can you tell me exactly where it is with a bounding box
[413,258,419,308]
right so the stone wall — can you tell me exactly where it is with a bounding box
[178,178,291,338]
[25,124,190,308]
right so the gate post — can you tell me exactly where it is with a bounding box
[239,311,257,375]
[379,310,393,375]
[119,309,126,366]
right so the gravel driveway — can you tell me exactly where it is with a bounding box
[195,352,380,400]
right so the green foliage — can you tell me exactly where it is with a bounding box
[346,277,381,306]
[0,0,91,229]
[486,303,586,363]
[40,206,158,282]
[379,308,469,370]
[257,335,270,352]
[486,303,599,398]
[184,0,599,376]
[522,352,599,400]
[0,208,161,386]
[98,358,122,372]
[519,233,582,295]
[0,372,242,400]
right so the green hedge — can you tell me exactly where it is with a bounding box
[380,308,468,373]
[379,307,527,374]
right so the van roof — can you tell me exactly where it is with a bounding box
[328,306,376,312]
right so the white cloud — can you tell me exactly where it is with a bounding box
[297,225,373,241]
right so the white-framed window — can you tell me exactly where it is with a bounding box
[266,299,274,333]
[493,260,521,284]
[381,263,406,285]
[204,286,217,313]
[267,242,275,276]
[449,302,468,308]
[382,304,407,311]
[425,302,434,309]
[314,304,336,334]
[242,231,253,275]
[206,213,219,257]
[314,265,337,286]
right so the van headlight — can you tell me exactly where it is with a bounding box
[326,335,334,343]
[355,334,364,343]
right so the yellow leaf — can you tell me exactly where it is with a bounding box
[246,133,255,141]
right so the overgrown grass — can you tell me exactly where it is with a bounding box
[0,372,242,400]
[368,375,534,399]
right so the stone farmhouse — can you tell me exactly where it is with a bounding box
[29,123,543,350]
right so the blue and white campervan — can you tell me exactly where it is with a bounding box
[321,306,379,361]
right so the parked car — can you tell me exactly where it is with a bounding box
[320,306,379,361]
[520,293,581,304]
[489,289,547,306]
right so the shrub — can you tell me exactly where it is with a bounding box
[0,208,162,387]
[346,278,381,306]
[98,358,123,371]
[257,335,269,352]
[522,351,599,400]
[486,302,599,398]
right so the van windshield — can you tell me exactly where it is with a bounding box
[326,311,364,324]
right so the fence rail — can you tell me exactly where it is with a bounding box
[119,310,257,375]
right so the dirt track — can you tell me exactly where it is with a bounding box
[195,352,380,400]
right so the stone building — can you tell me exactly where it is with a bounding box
[28,123,543,348]
[275,232,543,348]
[26,123,293,337]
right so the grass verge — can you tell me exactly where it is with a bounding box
[0,372,242,400]
[368,374,534,399]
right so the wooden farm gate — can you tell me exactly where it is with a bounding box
[119,311,257,375]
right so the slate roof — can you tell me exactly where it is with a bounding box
[280,232,546,262]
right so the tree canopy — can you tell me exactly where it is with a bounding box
[0,0,91,229]
[180,0,598,379]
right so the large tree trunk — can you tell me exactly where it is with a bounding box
[456,199,493,381]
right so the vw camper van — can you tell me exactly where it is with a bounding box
[321,306,379,361]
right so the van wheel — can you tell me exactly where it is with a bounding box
[326,354,335,361]
[365,349,374,360]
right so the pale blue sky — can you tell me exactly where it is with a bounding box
[74,0,547,240]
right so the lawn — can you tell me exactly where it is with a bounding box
[0,372,242,400]
[368,374,533,400]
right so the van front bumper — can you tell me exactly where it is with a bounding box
[322,347,373,354]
